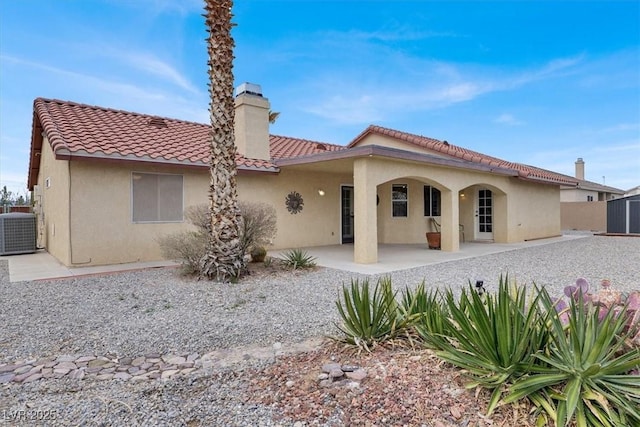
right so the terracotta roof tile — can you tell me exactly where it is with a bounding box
[28,99,577,189]
[349,125,578,185]
[269,135,345,158]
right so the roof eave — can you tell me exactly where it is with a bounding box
[276,144,520,177]
[51,150,280,173]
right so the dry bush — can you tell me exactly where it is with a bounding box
[238,200,277,253]
[158,202,277,275]
[158,230,207,274]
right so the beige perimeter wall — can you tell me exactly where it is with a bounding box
[561,201,607,232]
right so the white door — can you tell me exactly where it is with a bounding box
[475,188,494,240]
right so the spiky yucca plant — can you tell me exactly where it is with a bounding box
[201,0,246,281]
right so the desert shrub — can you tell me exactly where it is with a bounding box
[505,280,640,426]
[158,230,207,275]
[434,276,553,414]
[238,201,277,254]
[334,277,406,351]
[403,283,452,350]
[250,246,267,263]
[332,275,640,424]
[158,202,277,275]
[280,248,316,269]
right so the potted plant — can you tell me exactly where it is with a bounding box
[426,218,441,250]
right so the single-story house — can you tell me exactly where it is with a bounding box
[27,85,578,267]
[560,158,624,202]
[559,158,625,231]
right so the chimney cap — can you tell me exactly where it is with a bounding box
[235,82,263,97]
[576,157,584,163]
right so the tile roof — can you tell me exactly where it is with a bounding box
[349,125,578,186]
[28,98,330,187]
[28,98,577,189]
[270,135,345,158]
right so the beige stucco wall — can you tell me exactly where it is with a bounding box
[58,160,352,266]
[37,142,561,266]
[68,161,207,266]
[505,180,561,241]
[561,201,606,231]
[36,137,71,265]
[238,168,352,248]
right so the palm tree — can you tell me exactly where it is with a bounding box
[201,0,245,281]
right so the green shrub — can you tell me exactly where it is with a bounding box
[434,276,552,414]
[402,282,451,350]
[505,290,640,427]
[280,248,316,269]
[250,246,267,263]
[334,277,405,351]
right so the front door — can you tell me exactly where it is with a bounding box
[341,186,354,243]
[475,188,494,241]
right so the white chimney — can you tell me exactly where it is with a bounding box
[234,83,270,161]
[575,157,585,180]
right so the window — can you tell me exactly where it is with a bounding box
[423,186,441,216]
[132,172,183,222]
[392,184,408,217]
[587,195,594,202]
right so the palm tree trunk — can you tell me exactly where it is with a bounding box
[201,0,245,281]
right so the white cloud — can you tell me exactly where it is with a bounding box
[495,113,525,126]
[110,50,201,94]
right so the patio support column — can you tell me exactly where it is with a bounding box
[441,189,460,252]
[353,158,378,264]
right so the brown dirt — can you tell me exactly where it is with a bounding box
[246,341,539,426]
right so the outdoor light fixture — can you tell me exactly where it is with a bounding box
[317,189,325,196]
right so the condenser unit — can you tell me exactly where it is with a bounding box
[0,213,37,255]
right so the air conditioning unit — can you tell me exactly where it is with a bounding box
[0,213,37,255]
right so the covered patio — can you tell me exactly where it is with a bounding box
[273,234,586,274]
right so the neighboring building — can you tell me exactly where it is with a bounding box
[560,158,625,202]
[625,186,640,197]
[560,158,625,232]
[27,87,577,267]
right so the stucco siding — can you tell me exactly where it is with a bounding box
[238,169,352,249]
[68,161,208,266]
[508,180,561,241]
[36,138,71,265]
[63,162,353,266]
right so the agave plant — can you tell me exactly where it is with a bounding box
[280,248,317,269]
[402,282,452,350]
[333,277,405,351]
[505,290,640,427]
[434,276,552,414]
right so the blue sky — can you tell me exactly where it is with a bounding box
[1,0,639,197]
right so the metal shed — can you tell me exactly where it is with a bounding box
[607,194,640,234]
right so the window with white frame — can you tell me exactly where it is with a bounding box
[392,184,408,217]
[132,172,183,222]
[423,185,441,216]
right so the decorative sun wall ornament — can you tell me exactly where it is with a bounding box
[285,191,304,214]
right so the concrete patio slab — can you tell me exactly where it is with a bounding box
[272,234,590,275]
[1,250,178,282]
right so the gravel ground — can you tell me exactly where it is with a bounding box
[1,235,638,426]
